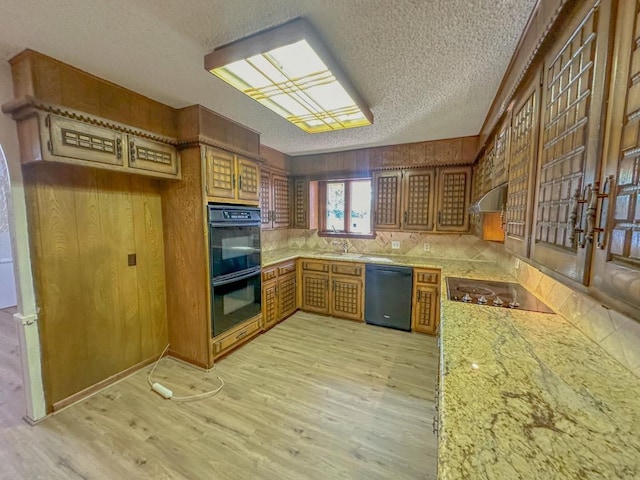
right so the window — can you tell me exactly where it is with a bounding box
[320,178,373,236]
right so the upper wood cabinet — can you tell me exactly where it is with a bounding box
[373,168,435,231]
[260,168,290,229]
[291,177,318,229]
[504,70,542,258]
[590,0,640,318]
[204,146,260,205]
[2,105,181,180]
[435,166,472,232]
[529,0,614,285]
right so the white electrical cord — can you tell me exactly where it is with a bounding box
[147,344,224,402]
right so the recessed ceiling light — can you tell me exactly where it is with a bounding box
[204,18,373,134]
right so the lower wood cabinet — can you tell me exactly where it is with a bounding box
[300,259,364,321]
[211,316,262,359]
[412,268,441,335]
[262,260,298,331]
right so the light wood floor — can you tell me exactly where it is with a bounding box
[0,306,24,429]
[0,312,438,479]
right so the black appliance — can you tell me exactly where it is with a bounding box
[208,204,262,337]
[445,277,554,314]
[364,264,413,331]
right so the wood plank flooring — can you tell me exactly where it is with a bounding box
[0,311,438,479]
[0,306,24,428]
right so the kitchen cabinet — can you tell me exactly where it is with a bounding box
[589,0,640,318]
[504,69,542,257]
[291,177,318,229]
[528,0,613,285]
[372,168,436,231]
[260,168,290,229]
[3,105,181,180]
[204,146,260,205]
[411,268,441,335]
[435,166,472,232]
[262,260,298,331]
[300,259,364,321]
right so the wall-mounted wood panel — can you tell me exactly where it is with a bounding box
[288,136,478,177]
[24,163,168,409]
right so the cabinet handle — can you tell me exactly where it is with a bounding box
[116,138,122,159]
[129,141,137,162]
[417,291,421,302]
[239,174,243,190]
[236,330,248,340]
[437,211,442,225]
[403,211,407,224]
[577,184,592,248]
[595,175,614,249]
[232,174,236,189]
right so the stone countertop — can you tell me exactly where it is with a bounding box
[262,247,640,479]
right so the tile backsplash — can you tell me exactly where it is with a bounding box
[262,229,499,261]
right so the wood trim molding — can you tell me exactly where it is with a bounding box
[176,134,265,162]
[2,96,179,146]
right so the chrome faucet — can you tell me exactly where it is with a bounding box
[332,239,349,253]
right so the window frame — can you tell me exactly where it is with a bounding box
[318,177,375,238]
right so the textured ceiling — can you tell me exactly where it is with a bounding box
[0,0,536,156]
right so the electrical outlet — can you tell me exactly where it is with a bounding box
[391,241,400,249]
[423,243,430,251]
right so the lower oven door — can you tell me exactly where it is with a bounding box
[211,268,262,337]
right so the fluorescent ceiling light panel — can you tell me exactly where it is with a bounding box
[204,18,373,134]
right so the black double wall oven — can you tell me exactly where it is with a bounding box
[208,204,261,337]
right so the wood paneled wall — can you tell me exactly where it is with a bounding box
[10,50,177,137]
[261,145,289,170]
[24,163,168,408]
[288,136,478,177]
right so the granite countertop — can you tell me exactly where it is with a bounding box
[262,248,640,479]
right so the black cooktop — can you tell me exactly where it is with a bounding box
[445,277,554,314]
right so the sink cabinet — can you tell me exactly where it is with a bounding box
[300,259,364,321]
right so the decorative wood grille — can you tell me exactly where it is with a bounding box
[416,288,434,328]
[264,284,278,325]
[507,89,537,238]
[536,8,597,250]
[493,123,510,187]
[611,1,640,265]
[333,280,358,315]
[134,145,172,165]
[239,162,258,195]
[405,173,431,227]
[273,177,290,225]
[375,175,399,225]
[481,147,494,195]
[62,128,116,155]
[439,172,467,227]
[211,154,234,190]
[294,180,307,227]
[303,276,328,309]
[279,274,296,315]
[260,173,271,225]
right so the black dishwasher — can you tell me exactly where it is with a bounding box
[364,264,413,331]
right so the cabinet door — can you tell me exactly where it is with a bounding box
[292,178,309,228]
[331,276,363,321]
[402,168,435,231]
[530,0,613,285]
[128,135,179,177]
[591,0,640,318]
[412,285,439,335]
[204,148,236,200]
[47,114,124,167]
[236,157,260,203]
[436,166,471,232]
[278,272,297,320]
[272,174,291,228]
[373,170,402,230]
[262,281,278,331]
[260,171,272,229]
[505,71,542,257]
[492,114,511,188]
[301,272,330,314]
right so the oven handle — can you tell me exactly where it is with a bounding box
[212,267,261,287]
[209,221,261,228]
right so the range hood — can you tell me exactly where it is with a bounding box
[469,184,507,214]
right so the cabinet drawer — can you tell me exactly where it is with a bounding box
[262,266,278,282]
[331,262,363,277]
[301,260,330,272]
[212,318,261,356]
[277,261,296,276]
[415,268,440,285]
